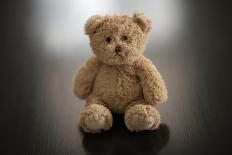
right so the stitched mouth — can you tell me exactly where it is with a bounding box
[115,52,124,57]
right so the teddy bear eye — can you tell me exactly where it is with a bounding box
[106,37,111,43]
[121,35,128,41]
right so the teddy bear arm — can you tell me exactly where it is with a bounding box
[136,59,168,105]
[73,56,98,99]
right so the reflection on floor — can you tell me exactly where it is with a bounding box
[80,114,170,155]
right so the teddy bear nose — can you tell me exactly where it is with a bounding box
[115,46,121,53]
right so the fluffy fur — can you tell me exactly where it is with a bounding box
[73,12,167,133]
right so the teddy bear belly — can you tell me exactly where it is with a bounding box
[92,74,143,113]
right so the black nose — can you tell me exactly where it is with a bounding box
[115,46,121,53]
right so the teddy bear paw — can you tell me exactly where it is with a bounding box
[83,114,108,132]
[124,104,160,132]
[80,104,113,133]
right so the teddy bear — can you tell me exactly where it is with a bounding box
[73,12,167,133]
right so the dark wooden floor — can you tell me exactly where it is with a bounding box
[1,0,232,154]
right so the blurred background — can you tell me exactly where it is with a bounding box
[1,0,231,154]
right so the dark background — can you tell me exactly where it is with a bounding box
[1,0,232,154]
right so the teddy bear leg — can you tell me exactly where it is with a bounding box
[80,104,113,133]
[124,102,160,132]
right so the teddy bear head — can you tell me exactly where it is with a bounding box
[84,12,152,65]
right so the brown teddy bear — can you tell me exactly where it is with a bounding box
[73,12,168,133]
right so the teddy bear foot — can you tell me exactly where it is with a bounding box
[124,104,160,132]
[80,104,113,133]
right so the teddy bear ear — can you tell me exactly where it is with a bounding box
[132,12,152,33]
[84,15,103,35]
